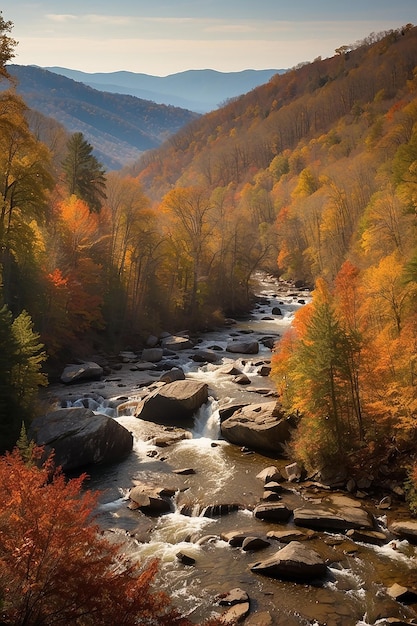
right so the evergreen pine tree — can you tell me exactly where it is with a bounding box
[62,132,107,213]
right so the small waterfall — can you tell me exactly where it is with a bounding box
[191,399,221,440]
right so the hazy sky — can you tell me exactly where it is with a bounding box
[2,1,416,75]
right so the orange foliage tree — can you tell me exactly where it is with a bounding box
[271,275,369,471]
[0,448,219,626]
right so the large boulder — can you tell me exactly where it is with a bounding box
[60,361,103,384]
[136,379,209,426]
[29,408,133,471]
[251,541,328,582]
[220,401,294,454]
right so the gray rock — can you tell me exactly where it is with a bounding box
[136,380,209,425]
[221,402,294,453]
[191,349,220,363]
[141,348,164,362]
[218,364,244,376]
[146,334,159,347]
[61,361,103,384]
[226,340,259,354]
[29,408,133,471]
[233,373,251,385]
[251,541,327,581]
[132,362,157,373]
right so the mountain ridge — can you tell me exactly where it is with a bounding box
[43,67,285,113]
[5,64,200,169]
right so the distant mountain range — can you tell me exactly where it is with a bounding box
[44,67,284,114]
[5,64,199,169]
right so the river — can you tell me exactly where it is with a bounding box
[57,274,417,626]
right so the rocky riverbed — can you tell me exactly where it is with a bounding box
[38,275,417,626]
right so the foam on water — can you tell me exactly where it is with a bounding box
[148,510,217,546]
[368,538,417,565]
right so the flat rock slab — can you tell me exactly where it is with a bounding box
[389,520,417,543]
[253,503,293,522]
[267,529,315,542]
[346,528,387,545]
[294,494,374,532]
[251,541,328,582]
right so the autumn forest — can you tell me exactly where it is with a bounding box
[2,8,417,624]
[1,17,417,499]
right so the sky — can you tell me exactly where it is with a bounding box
[2,1,417,76]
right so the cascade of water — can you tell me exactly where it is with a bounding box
[191,398,221,440]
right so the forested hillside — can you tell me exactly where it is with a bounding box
[1,16,417,486]
[5,64,199,169]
